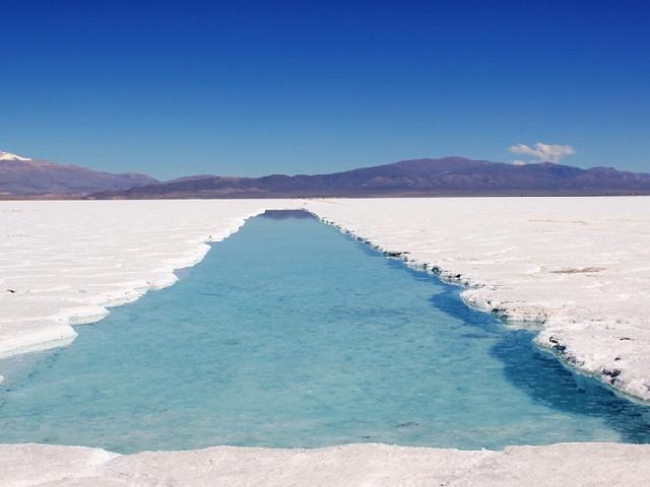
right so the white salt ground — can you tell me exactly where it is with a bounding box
[2,442,649,487]
[1,197,650,486]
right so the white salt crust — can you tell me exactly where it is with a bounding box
[2,442,650,487]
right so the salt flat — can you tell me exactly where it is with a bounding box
[1,198,650,485]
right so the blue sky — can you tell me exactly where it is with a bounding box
[1,0,649,179]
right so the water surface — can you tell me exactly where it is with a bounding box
[1,211,649,453]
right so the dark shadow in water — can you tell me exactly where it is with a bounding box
[260,209,315,219]
[426,282,650,444]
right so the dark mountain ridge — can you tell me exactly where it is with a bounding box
[89,157,650,199]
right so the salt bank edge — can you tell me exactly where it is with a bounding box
[1,197,650,405]
[0,200,302,364]
[304,197,650,404]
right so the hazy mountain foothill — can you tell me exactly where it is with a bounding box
[1,152,649,199]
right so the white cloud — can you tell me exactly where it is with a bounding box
[512,159,527,166]
[508,142,576,163]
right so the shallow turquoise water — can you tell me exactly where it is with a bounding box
[1,211,649,454]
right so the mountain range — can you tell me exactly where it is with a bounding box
[1,151,649,199]
[0,151,157,198]
[89,157,650,199]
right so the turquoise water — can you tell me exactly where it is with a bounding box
[1,211,649,454]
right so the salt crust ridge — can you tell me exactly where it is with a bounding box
[2,198,650,485]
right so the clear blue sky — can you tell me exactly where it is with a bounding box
[2,0,649,179]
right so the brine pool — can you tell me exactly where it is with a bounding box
[0,210,649,454]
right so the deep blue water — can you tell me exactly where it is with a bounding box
[0,211,649,454]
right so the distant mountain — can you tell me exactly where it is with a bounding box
[89,157,650,199]
[0,151,157,197]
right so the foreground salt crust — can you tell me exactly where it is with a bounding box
[2,442,649,487]
[303,197,650,402]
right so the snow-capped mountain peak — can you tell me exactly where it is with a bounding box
[0,151,32,162]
